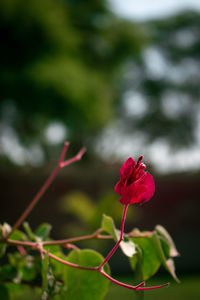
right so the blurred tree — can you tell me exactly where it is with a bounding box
[118,11,200,148]
[0,0,146,159]
[0,1,199,165]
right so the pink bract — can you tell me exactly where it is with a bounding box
[115,156,155,205]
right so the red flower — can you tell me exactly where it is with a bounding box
[115,156,155,205]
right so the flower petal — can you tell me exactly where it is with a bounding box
[120,157,136,180]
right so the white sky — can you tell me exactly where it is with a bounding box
[109,0,200,20]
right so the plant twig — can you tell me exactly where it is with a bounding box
[42,229,112,246]
[4,229,112,248]
[43,248,98,271]
[7,142,86,238]
[44,247,169,291]
[5,237,169,291]
[98,204,129,270]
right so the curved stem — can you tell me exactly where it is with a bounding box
[5,237,169,292]
[43,249,98,271]
[45,249,169,291]
[135,283,170,291]
[98,204,129,269]
[101,270,141,290]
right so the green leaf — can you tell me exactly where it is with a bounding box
[9,230,27,241]
[5,282,40,300]
[35,223,52,241]
[101,215,136,257]
[7,252,39,283]
[60,191,96,225]
[0,244,6,258]
[0,265,17,282]
[130,233,161,280]
[155,225,180,257]
[152,233,180,282]
[0,284,9,300]
[23,222,36,241]
[101,214,116,237]
[42,252,49,295]
[159,237,170,258]
[21,256,37,282]
[64,249,110,300]
[0,225,6,258]
[41,252,62,300]
[129,246,144,300]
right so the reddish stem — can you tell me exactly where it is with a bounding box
[101,270,142,290]
[135,283,170,291]
[98,204,129,269]
[45,249,169,291]
[5,229,111,248]
[5,238,169,291]
[43,249,98,272]
[7,239,36,247]
[43,229,104,246]
[7,142,86,238]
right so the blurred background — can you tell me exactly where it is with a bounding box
[0,0,200,298]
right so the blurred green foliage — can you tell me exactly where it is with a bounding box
[120,11,200,147]
[0,0,200,162]
[0,0,146,147]
[0,213,179,299]
[59,190,141,236]
[104,275,200,300]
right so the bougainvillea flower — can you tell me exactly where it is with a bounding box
[115,156,155,205]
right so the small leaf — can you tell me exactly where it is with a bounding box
[21,256,37,282]
[115,229,137,257]
[155,225,180,257]
[41,252,62,300]
[159,237,170,258]
[0,225,6,258]
[130,233,161,280]
[101,214,116,237]
[64,249,110,300]
[130,246,144,300]
[5,282,40,300]
[42,252,49,296]
[0,244,6,258]
[0,265,17,282]
[9,230,27,241]
[0,284,9,300]
[152,233,180,282]
[60,192,96,225]
[101,215,136,257]
[35,223,52,241]
[23,222,36,241]
[166,258,179,281]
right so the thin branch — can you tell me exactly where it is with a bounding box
[7,142,86,238]
[5,238,169,292]
[43,249,98,272]
[101,270,169,291]
[45,248,169,291]
[101,270,144,290]
[7,239,36,247]
[98,204,129,270]
[135,282,170,291]
[42,229,112,246]
[4,230,112,248]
